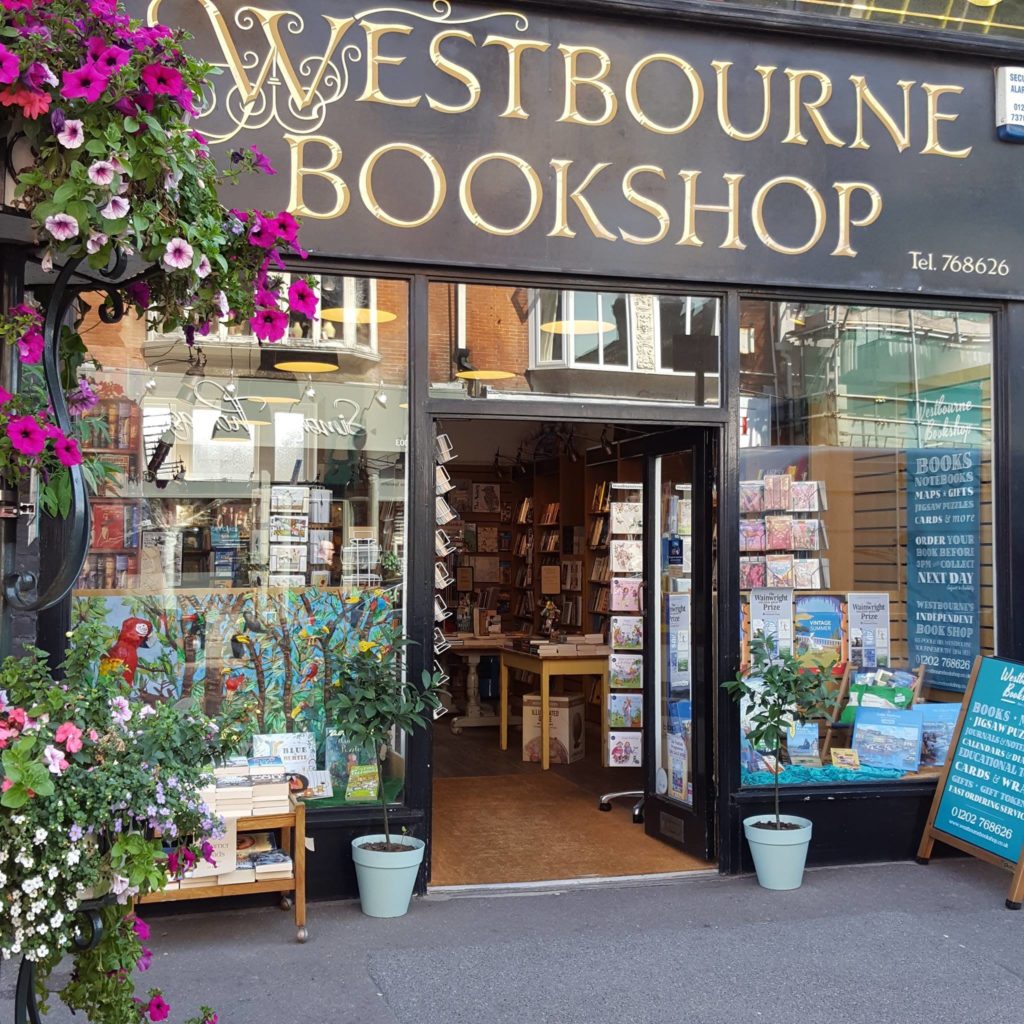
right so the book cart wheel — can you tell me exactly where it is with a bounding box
[296,926,308,943]
[280,895,293,911]
[450,723,463,735]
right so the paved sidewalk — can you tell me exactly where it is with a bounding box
[3,859,1022,1024]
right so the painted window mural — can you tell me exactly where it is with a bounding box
[69,275,410,807]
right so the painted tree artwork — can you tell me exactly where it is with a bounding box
[72,583,403,759]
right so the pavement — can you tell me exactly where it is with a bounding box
[2,859,1023,1024]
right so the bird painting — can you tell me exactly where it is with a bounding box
[99,617,153,687]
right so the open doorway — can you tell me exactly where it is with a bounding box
[430,415,715,887]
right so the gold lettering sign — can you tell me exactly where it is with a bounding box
[148,0,982,275]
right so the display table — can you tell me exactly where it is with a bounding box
[137,798,307,942]
[499,648,610,770]
[446,634,525,734]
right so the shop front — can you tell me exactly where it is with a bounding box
[12,0,1023,898]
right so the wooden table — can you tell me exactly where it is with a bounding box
[138,798,308,942]
[499,648,610,770]
[446,634,524,734]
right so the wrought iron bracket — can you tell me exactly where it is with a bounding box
[3,248,128,612]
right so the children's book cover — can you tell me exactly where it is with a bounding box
[793,594,843,669]
[610,616,643,650]
[608,693,642,728]
[610,502,643,535]
[609,653,643,689]
[607,732,642,767]
[610,540,642,574]
[611,578,642,612]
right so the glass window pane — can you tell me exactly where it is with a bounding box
[70,275,410,808]
[601,293,628,367]
[572,291,600,365]
[737,300,994,788]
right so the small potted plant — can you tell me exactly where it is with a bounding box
[722,630,831,890]
[326,621,446,917]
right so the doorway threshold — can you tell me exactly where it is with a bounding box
[425,868,717,900]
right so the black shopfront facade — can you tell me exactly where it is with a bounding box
[14,0,1024,899]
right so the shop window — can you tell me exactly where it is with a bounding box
[737,300,994,787]
[70,275,411,810]
[430,282,721,405]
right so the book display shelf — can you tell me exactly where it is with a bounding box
[138,797,307,942]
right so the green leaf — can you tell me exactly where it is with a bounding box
[123,116,140,134]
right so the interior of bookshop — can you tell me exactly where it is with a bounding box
[67,272,994,888]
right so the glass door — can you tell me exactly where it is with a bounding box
[622,428,716,860]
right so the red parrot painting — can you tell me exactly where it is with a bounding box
[100,617,153,687]
[223,672,245,693]
[299,664,318,687]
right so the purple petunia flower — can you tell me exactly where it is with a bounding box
[0,43,19,86]
[86,231,108,254]
[249,144,276,175]
[87,160,115,186]
[44,213,79,241]
[100,196,129,220]
[68,823,83,842]
[162,237,193,271]
[124,280,150,307]
[95,46,131,77]
[23,62,57,93]
[251,308,288,343]
[49,107,65,134]
[57,119,85,149]
[195,254,211,279]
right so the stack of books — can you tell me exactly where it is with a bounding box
[252,850,293,880]
[215,776,254,817]
[250,774,290,815]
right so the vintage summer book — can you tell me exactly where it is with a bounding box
[739,557,767,590]
[764,553,795,588]
[608,693,643,728]
[610,578,642,612]
[344,764,381,802]
[793,594,843,668]
[764,515,794,551]
[609,653,643,689]
[739,519,766,552]
[739,480,764,513]
[852,707,923,772]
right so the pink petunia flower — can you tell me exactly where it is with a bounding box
[16,329,43,363]
[247,215,278,249]
[0,387,12,404]
[0,43,18,85]
[61,64,108,104]
[251,308,288,343]
[86,231,108,254]
[22,62,57,92]
[85,36,107,63]
[99,196,129,220]
[249,145,276,175]
[45,213,79,240]
[7,416,45,456]
[194,253,211,278]
[57,118,85,149]
[137,947,153,972]
[43,744,69,775]
[54,436,82,467]
[87,160,115,185]
[288,279,318,318]
[95,46,131,77]
[55,721,83,752]
[141,63,182,96]
[271,211,299,244]
[147,995,170,1022]
[132,916,151,941]
[162,237,194,271]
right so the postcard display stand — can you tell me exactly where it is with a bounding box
[739,476,830,592]
[138,797,308,942]
[432,434,457,708]
[606,484,644,768]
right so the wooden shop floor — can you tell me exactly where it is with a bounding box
[430,722,712,886]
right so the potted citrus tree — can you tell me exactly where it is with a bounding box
[722,630,831,890]
[325,620,447,917]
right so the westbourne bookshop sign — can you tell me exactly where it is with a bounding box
[143,0,1023,296]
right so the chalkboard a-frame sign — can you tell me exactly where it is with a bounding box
[918,656,1024,909]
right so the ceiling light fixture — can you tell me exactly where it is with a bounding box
[374,381,388,407]
[539,319,614,334]
[272,349,340,373]
[600,429,614,456]
[321,306,397,325]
